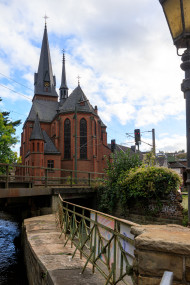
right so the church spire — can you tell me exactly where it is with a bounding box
[34,24,58,98]
[59,51,68,103]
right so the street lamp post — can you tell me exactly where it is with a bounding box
[74,105,77,182]
[159,0,190,224]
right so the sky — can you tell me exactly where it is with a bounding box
[0,0,187,155]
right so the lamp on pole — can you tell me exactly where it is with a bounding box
[159,0,190,224]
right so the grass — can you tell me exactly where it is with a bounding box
[182,193,188,210]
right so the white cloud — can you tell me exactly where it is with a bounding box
[156,135,186,153]
[0,0,187,152]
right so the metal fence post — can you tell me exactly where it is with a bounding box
[5,165,9,189]
[70,171,73,187]
[88,173,91,186]
[45,169,48,187]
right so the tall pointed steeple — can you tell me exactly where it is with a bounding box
[59,51,68,103]
[34,24,58,98]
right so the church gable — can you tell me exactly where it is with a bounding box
[59,85,96,115]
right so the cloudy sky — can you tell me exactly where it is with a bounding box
[0,0,186,154]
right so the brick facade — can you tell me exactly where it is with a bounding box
[19,24,111,179]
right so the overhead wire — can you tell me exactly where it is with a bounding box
[0,72,33,91]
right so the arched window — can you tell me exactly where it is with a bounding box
[64,119,71,159]
[94,121,96,136]
[80,118,87,159]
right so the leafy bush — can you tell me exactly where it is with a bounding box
[118,166,182,208]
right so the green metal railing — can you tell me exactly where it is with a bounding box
[0,163,105,188]
[57,195,137,285]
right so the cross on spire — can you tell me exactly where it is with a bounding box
[43,14,49,25]
[77,75,81,86]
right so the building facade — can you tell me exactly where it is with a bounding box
[19,24,111,179]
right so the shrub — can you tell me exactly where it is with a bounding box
[118,166,182,208]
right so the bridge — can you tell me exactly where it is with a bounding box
[0,163,179,284]
[0,163,104,199]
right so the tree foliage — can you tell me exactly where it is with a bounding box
[0,98,21,166]
[106,150,142,184]
[97,150,142,213]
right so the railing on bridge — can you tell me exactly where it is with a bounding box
[57,195,136,285]
[0,163,105,188]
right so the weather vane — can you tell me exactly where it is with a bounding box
[43,14,49,25]
[77,75,81,86]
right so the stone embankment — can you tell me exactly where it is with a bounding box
[23,214,105,285]
[131,224,190,285]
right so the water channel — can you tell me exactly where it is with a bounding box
[0,211,28,285]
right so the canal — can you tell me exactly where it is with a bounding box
[0,211,28,285]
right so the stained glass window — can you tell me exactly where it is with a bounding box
[64,119,71,159]
[80,118,87,159]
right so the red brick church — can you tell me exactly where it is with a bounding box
[19,24,111,179]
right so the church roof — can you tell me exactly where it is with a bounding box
[27,100,59,123]
[34,24,58,97]
[43,130,60,154]
[30,114,44,140]
[59,85,96,114]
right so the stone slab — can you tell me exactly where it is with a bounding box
[131,224,190,255]
[138,250,183,280]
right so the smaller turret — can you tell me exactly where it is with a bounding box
[59,51,68,103]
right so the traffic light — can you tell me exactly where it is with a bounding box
[111,139,116,152]
[134,129,141,145]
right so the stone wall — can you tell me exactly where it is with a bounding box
[131,224,190,285]
[114,191,183,225]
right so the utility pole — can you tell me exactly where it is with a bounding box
[74,105,77,182]
[152,129,156,156]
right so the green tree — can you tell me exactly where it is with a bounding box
[106,150,142,184]
[0,98,21,128]
[97,150,142,213]
[0,98,21,166]
[143,150,155,166]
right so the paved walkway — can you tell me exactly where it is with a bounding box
[24,214,105,285]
